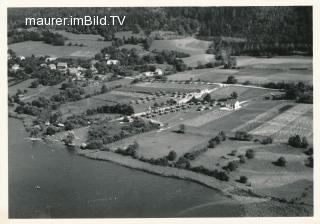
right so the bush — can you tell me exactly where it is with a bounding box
[239,155,246,163]
[229,150,237,156]
[239,176,248,184]
[245,149,255,159]
[288,135,308,148]
[168,150,177,161]
[224,161,238,171]
[86,140,103,149]
[45,126,56,135]
[261,136,273,145]
[274,157,287,167]
[234,131,253,141]
[306,156,313,168]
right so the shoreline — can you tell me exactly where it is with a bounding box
[77,148,269,204]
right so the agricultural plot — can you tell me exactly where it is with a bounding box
[133,82,218,93]
[150,37,211,55]
[168,68,239,83]
[184,109,233,127]
[273,111,313,143]
[114,31,146,39]
[232,102,293,133]
[209,86,251,99]
[200,101,284,132]
[168,56,312,84]
[250,104,313,141]
[236,56,312,68]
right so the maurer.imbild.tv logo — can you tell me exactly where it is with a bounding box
[25,15,126,26]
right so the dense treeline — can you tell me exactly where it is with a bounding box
[8,7,312,54]
[8,29,66,45]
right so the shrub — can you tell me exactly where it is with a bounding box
[288,135,309,148]
[274,157,287,167]
[262,136,273,145]
[245,149,255,159]
[45,126,56,135]
[239,176,248,184]
[229,150,237,156]
[239,155,246,163]
[306,156,313,168]
[224,161,238,171]
[234,131,253,141]
[86,140,103,149]
[168,150,177,161]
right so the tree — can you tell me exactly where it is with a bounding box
[178,124,186,134]
[64,131,75,146]
[226,75,237,84]
[168,150,177,161]
[239,176,248,184]
[224,161,238,171]
[230,91,238,99]
[274,157,287,167]
[100,83,108,93]
[288,135,309,148]
[245,149,255,159]
[203,94,211,102]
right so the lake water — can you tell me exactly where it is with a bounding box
[8,118,244,218]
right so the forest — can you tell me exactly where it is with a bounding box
[8,7,312,55]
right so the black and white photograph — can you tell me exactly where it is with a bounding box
[3,2,316,220]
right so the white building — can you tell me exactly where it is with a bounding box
[11,64,20,72]
[107,60,119,65]
[48,64,56,70]
[154,68,163,76]
[18,55,25,60]
[226,99,240,110]
[45,57,57,63]
[57,62,68,71]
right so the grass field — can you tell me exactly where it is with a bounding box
[9,30,112,58]
[168,56,312,84]
[9,79,62,102]
[150,37,211,56]
[181,54,215,67]
[107,129,211,159]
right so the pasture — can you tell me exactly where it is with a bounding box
[9,30,112,58]
[150,37,211,56]
[168,56,312,84]
[181,54,215,67]
[107,129,211,159]
[9,79,61,102]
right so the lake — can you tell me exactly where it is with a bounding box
[8,118,244,218]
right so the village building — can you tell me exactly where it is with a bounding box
[57,62,68,72]
[11,64,20,72]
[45,57,58,63]
[40,63,47,68]
[226,99,240,110]
[105,54,110,60]
[154,68,163,76]
[48,64,56,70]
[17,55,25,60]
[107,59,119,65]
